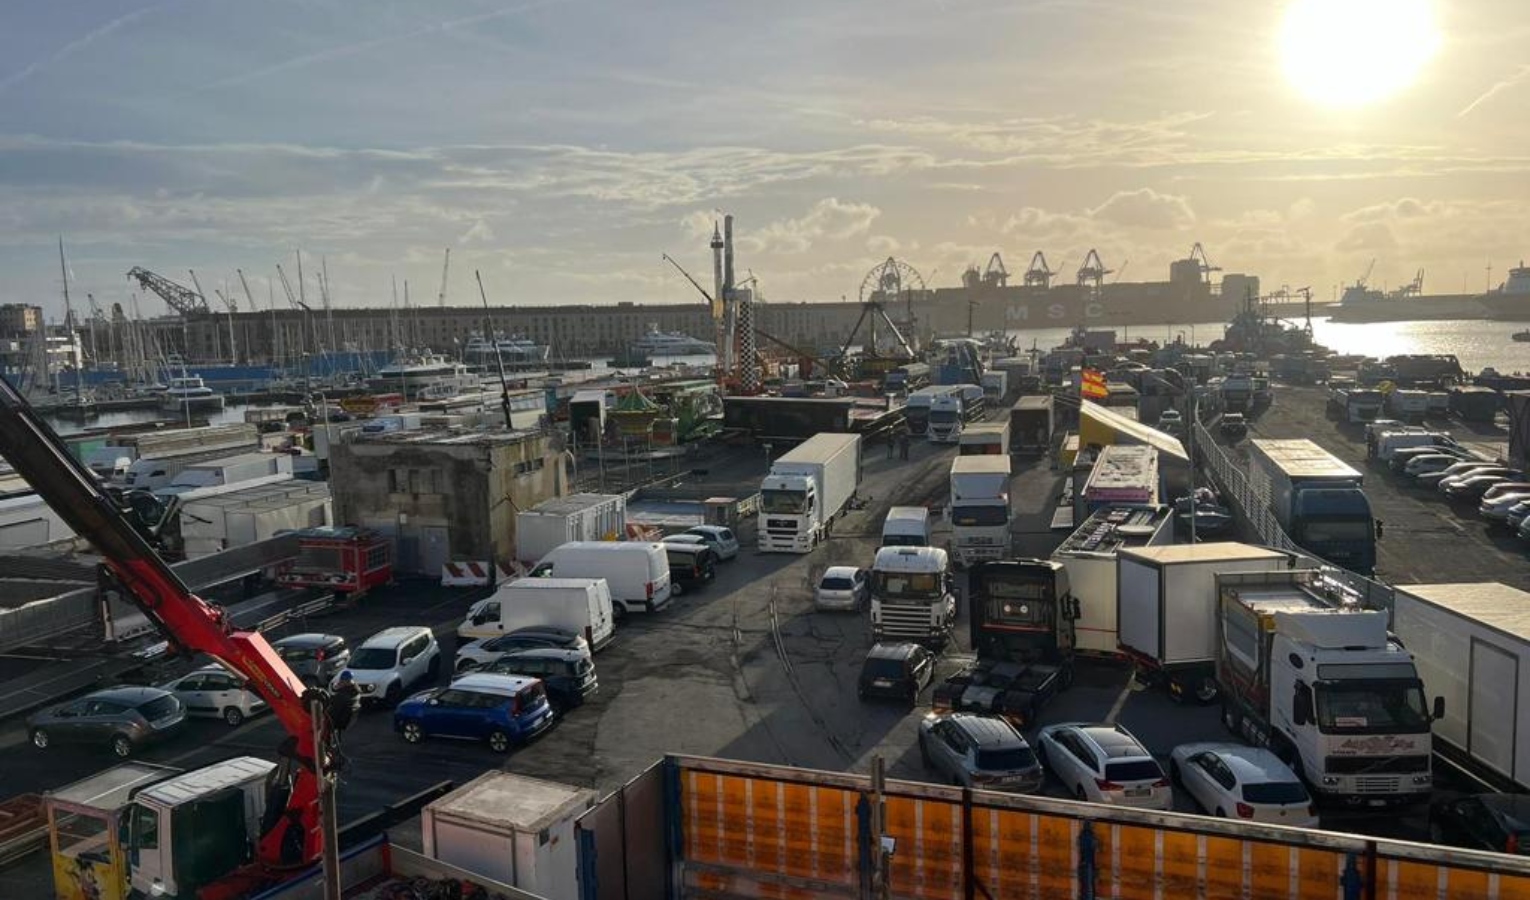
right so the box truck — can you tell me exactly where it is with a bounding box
[958,421,1010,456]
[1391,582,1530,793]
[153,452,294,496]
[1009,395,1053,454]
[758,433,862,552]
[1217,570,1439,806]
[948,455,1011,567]
[1116,543,1291,704]
[458,577,616,649]
[1050,505,1174,656]
[515,493,626,565]
[1247,438,1377,575]
[175,480,331,559]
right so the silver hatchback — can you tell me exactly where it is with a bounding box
[918,712,1044,793]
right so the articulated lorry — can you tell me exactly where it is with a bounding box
[1247,438,1377,575]
[1391,582,1530,794]
[948,455,1011,567]
[758,432,862,552]
[1217,570,1440,806]
[870,545,957,645]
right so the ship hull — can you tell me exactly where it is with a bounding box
[1478,293,1530,321]
[1326,293,1488,323]
[914,281,1237,331]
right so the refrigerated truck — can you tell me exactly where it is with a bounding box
[1116,542,1292,704]
[1390,582,1530,793]
[1247,438,1377,575]
[176,480,331,559]
[758,433,862,552]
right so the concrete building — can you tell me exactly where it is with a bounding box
[329,427,564,576]
[0,304,41,338]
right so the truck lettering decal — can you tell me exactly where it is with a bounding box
[1331,735,1421,755]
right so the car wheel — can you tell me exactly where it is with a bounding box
[487,730,512,753]
[111,735,133,759]
[30,729,49,750]
[671,581,685,597]
[400,720,424,744]
[384,682,402,706]
[223,706,245,727]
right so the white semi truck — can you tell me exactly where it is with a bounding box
[948,455,1011,567]
[870,545,957,645]
[758,433,862,552]
[1217,570,1440,806]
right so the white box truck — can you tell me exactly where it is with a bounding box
[758,433,862,552]
[1116,542,1291,704]
[458,577,616,650]
[422,771,597,900]
[948,455,1011,567]
[1391,582,1530,792]
[1051,505,1175,655]
[515,493,627,565]
[958,421,1010,456]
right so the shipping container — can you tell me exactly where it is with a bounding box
[515,493,627,564]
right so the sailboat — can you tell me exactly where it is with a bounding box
[48,239,98,419]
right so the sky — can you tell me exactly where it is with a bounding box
[1,0,1527,321]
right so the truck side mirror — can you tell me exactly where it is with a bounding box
[1375,519,1385,541]
[1433,696,1446,719]
[1292,687,1311,726]
[1067,597,1082,620]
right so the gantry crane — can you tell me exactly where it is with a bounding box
[1023,251,1054,289]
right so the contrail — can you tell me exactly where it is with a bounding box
[195,0,565,93]
[1459,65,1530,117]
[0,2,176,96]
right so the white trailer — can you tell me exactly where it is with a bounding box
[1391,582,1530,792]
[177,480,331,559]
[515,493,627,564]
[759,433,862,552]
[1050,505,1175,655]
[958,421,1010,456]
[154,452,294,495]
[422,771,597,900]
[1081,445,1158,510]
[0,493,74,549]
[1116,542,1291,703]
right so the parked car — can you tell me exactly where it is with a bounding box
[483,647,598,711]
[1389,445,1473,474]
[337,626,441,707]
[1168,743,1317,826]
[815,566,869,612]
[1518,514,1530,543]
[1418,461,1504,489]
[1218,414,1247,441]
[271,633,351,687]
[455,627,588,673]
[1035,723,1172,810]
[1429,794,1530,854]
[664,543,718,596]
[1480,491,1530,523]
[684,525,741,561]
[26,686,186,758]
[1442,472,1522,502]
[160,665,267,726]
[1508,500,1530,530]
[857,642,935,704]
[917,712,1044,793]
[393,672,554,753]
[1405,453,1475,481]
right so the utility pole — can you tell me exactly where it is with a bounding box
[307,696,342,899]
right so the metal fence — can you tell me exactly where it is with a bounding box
[0,587,96,653]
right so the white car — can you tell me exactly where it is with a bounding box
[1035,723,1172,810]
[337,626,441,707]
[1168,743,1317,826]
[1405,453,1471,480]
[160,665,267,726]
[814,566,869,612]
[1480,488,1530,521]
[685,525,741,561]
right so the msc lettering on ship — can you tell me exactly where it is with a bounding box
[1005,302,1104,322]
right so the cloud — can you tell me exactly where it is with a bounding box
[1341,197,1441,224]
[458,220,495,245]
[0,3,172,97]
[1335,222,1399,253]
[1087,188,1195,229]
[744,198,882,254]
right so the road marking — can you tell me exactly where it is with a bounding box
[1103,673,1136,725]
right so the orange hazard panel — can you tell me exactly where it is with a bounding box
[1383,859,1510,900]
[1102,824,1160,899]
[1246,841,1298,898]
[884,796,962,900]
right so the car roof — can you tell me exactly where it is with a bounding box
[1076,724,1149,758]
[662,534,706,544]
[450,672,539,696]
[273,633,344,648]
[946,714,1025,747]
[506,626,578,639]
[86,686,170,705]
[867,642,922,661]
[823,566,862,578]
[1179,743,1295,782]
[665,543,712,557]
[360,626,429,648]
[687,525,728,536]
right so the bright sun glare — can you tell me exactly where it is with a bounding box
[1280,0,1441,107]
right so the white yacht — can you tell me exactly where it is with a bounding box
[628,327,716,358]
[368,350,482,400]
[160,375,226,412]
[462,334,548,366]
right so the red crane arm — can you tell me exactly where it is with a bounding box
[0,375,325,891]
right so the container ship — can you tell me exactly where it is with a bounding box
[1477,261,1530,320]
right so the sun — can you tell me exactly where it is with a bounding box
[1280,0,1441,108]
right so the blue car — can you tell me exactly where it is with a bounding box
[393,672,554,753]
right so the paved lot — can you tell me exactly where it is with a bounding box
[0,406,1440,894]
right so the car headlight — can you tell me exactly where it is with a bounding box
[359,683,375,694]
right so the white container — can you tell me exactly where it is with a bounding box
[516,494,627,564]
[422,771,597,900]
[177,480,331,559]
[528,541,671,617]
[458,577,615,648]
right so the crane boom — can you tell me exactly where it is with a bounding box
[127,267,209,315]
[661,253,717,306]
[0,375,328,894]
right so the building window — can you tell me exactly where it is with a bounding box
[513,458,545,477]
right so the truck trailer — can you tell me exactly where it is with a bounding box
[153,451,294,496]
[175,480,331,559]
[515,493,627,564]
[758,432,862,552]
[1050,504,1174,656]
[1390,582,1530,793]
[958,421,1010,456]
[1079,445,1158,513]
[1247,438,1377,574]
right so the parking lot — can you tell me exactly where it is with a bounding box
[0,403,1450,894]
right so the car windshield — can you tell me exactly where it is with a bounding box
[761,489,806,514]
[1242,781,1309,804]
[137,695,179,721]
[951,505,1008,526]
[820,576,854,591]
[871,571,941,600]
[1104,760,1162,782]
[862,658,906,680]
[1316,681,1430,733]
[349,648,397,669]
[976,747,1036,771]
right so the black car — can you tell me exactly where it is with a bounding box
[1219,414,1247,441]
[664,543,718,596]
[858,642,935,704]
[485,648,598,711]
[1430,794,1530,854]
[272,633,351,687]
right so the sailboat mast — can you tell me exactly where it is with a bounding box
[58,238,85,402]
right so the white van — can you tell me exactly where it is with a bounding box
[1374,431,1457,462]
[457,577,616,647]
[880,506,932,548]
[528,541,672,619]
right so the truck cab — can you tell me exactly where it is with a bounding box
[1287,489,1377,575]
[759,469,819,551]
[927,395,965,442]
[968,559,1076,663]
[948,456,1011,567]
[870,546,957,645]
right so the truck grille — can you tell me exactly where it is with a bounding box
[1354,776,1402,793]
[766,519,798,531]
[1325,756,1429,774]
[876,604,938,637]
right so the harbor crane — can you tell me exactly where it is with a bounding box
[127,267,209,315]
[436,248,451,308]
[983,252,1008,287]
[1076,249,1111,290]
[1189,242,1220,281]
[1023,251,1055,289]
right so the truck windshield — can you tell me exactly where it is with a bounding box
[761,489,807,514]
[930,410,958,424]
[1300,520,1373,543]
[872,571,942,600]
[1316,681,1430,734]
[952,505,1008,527]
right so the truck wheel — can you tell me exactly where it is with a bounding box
[1221,702,1241,736]
[30,729,48,750]
[1193,676,1220,705]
